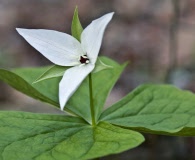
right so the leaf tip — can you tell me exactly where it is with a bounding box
[71,6,83,41]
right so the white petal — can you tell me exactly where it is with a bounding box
[16,28,84,66]
[81,12,114,64]
[59,64,94,110]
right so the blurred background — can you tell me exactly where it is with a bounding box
[0,0,195,159]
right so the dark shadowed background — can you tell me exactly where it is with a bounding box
[0,0,195,159]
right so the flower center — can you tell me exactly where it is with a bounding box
[79,55,89,64]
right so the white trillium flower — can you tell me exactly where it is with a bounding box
[16,12,114,110]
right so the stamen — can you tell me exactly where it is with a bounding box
[82,55,88,58]
[80,54,89,64]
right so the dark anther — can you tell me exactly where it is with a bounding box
[80,55,89,64]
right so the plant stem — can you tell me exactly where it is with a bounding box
[89,73,96,126]
[165,0,180,82]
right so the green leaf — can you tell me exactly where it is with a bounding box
[71,6,83,41]
[0,66,59,107]
[0,57,126,123]
[33,65,68,84]
[0,111,144,160]
[100,85,195,136]
[92,58,113,73]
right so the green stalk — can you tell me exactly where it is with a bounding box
[165,0,180,82]
[89,73,96,126]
